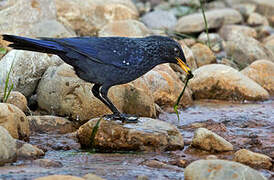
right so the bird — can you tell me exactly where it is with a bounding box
[2,34,192,123]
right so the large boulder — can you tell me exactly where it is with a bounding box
[184,159,267,180]
[0,103,30,141]
[77,117,184,152]
[241,60,274,95]
[189,64,269,101]
[175,8,243,33]
[0,126,16,166]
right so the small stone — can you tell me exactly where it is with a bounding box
[77,117,184,152]
[0,91,28,112]
[218,25,257,40]
[206,155,218,160]
[33,159,63,168]
[241,60,274,95]
[0,126,16,166]
[191,128,233,152]
[191,43,216,67]
[137,175,149,180]
[28,116,77,134]
[0,103,30,141]
[141,10,177,30]
[83,173,106,180]
[16,140,44,159]
[247,12,269,26]
[198,32,224,52]
[232,3,256,18]
[189,64,269,101]
[98,20,150,37]
[35,175,83,180]
[185,159,267,180]
[233,149,272,170]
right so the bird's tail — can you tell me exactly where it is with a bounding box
[2,34,64,54]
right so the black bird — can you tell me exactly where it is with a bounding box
[2,35,192,122]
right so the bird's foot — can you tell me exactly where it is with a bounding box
[104,113,139,123]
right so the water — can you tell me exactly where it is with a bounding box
[0,100,273,180]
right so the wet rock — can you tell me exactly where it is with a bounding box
[0,103,30,141]
[0,91,27,112]
[191,128,233,152]
[0,0,56,36]
[35,175,82,180]
[28,116,77,134]
[252,0,274,26]
[137,175,149,180]
[16,140,44,159]
[189,64,269,101]
[77,117,184,152]
[218,25,257,40]
[142,65,193,109]
[37,64,156,123]
[175,8,243,33]
[33,159,63,168]
[98,20,150,37]
[198,33,224,52]
[55,0,138,36]
[184,159,267,180]
[247,12,269,26]
[224,32,273,69]
[0,50,51,97]
[241,60,274,95]
[83,173,106,180]
[191,43,216,67]
[141,159,183,171]
[0,126,16,166]
[141,10,177,30]
[233,149,272,170]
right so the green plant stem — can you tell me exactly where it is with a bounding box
[199,0,211,49]
[90,117,103,148]
[3,61,14,103]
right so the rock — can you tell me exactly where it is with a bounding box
[247,12,269,26]
[191,128,233,152]
[184,159,267,180]
[77,117,184,151]
[141,10,177,30]
[33,159,63,168]
[0,50,52,97]
[241,60,274,95]
[0,91,28,112]
[189,64,269,101]
[28,116,77,134]
[98,20,150,37]
[233,149,272,170]
[252,0,274,26]
[191,43,216,67]
[263,34,274,55]
[137,175,149,180]
[219,58,239,70]
[232,3,256,18]
[0,103,30,141]
[55,0,138,36]
[142,65,193,109]
[218,25,257,40]
[0,126,16,166]
[141,159,183,171]
[0,0,56,36]
[16,140,44,159]
[198,33,224,52]
[175,8,243,33]
[178,40,198,70]
[83,173,105,180]
[35,175,83,180]
[37,64,156,123]
[224,32,273,68]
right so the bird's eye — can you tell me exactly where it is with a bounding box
[174,47,180,56]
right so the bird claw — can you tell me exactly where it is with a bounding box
[104,113,139,123]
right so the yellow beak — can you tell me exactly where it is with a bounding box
[176,57,191,75]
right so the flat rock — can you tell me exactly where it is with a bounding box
[191,43,216,67]
[175,8,243,33]
[189,64,269,101]
[0,50,51,97]
[191,128,233,152]
[28,116,77,134]
[0,91,27,112]
[233,149,272,170]
[224,32,274,68]
[77,117,184,152]
[141,10,177,30]
[37,64,156,123]
[0,126,16,166]
[184,159,267,180]
[35,175,83,180]
[98,20,150,37]
[0,103,30,141]
[241,60,274,95]
[16,140,44,159]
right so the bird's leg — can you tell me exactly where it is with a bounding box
[92,84,116,112]
[99,85,138,123]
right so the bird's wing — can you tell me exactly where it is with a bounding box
[40,37,144,68]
